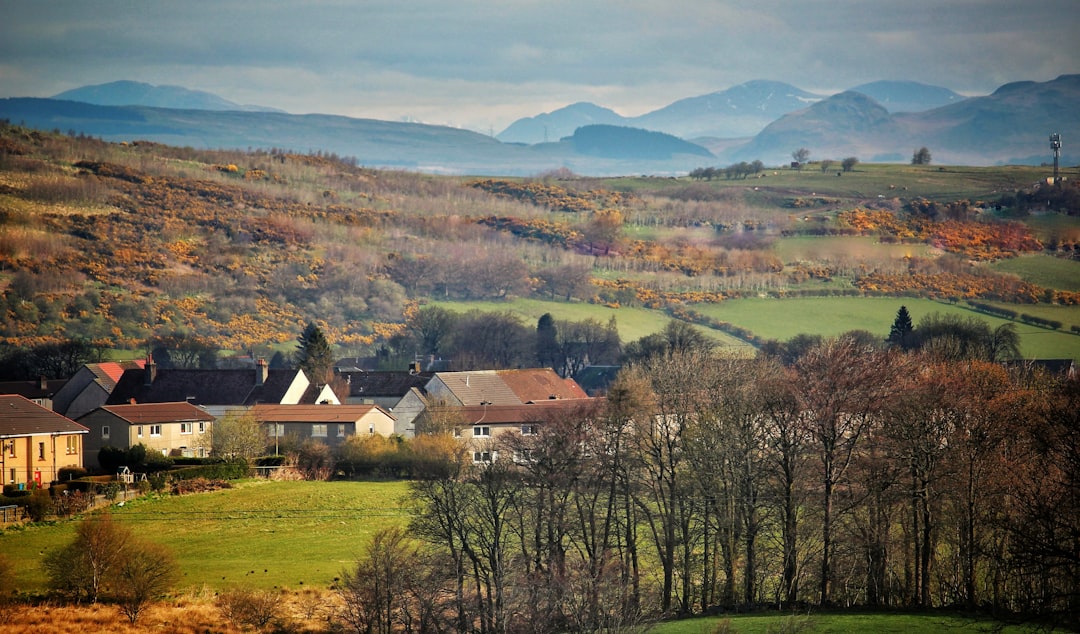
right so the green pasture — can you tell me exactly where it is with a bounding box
[989,254,1080,291]
[646,611,1045,634]
[607,163,1077,202]
[1,479,413,593]
[430,297,748,349]
[690,297,1080,360]
[427,296,1080,360]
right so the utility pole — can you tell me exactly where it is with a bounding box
[1050,133,1062,185]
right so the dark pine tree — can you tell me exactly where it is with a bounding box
[887,305,915,350]
[296,322,334,384]
[536,313,561,373]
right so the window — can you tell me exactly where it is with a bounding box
[180,423,192,435]
[473,450,494,463]
[269,423,285,437]
[101,426,110,440]
[38,442,45,460]
[137,426,143,437]
[149,425,162,437]
[338,424,346,437]
[66,435,78,455]
[312,424,327,437]
[521,424,538,436]
[473,426,490,438]
[6,441,14,458]
[368,424,374,435]
[198,422,206,433]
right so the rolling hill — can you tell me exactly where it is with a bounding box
[52,80,285,113]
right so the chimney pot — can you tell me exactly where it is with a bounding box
[256,358,268,386]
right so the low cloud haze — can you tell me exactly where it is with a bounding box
[2,0,1077,132]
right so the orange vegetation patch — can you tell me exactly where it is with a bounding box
[0,588,337,634]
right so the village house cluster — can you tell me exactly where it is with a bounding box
[0,357,598,490]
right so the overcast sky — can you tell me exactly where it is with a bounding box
[2,0,1077,133]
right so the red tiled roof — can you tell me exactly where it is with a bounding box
[496,368,588,401]
[97,402,214,425]
[0,395,89,436]
[448,398,602,425]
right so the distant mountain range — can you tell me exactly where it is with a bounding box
[52,81,285,113]
[498,79,965,144]
[1,75,1075,175]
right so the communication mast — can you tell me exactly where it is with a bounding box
[1050,133,1062,185]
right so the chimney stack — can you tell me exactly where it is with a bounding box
[256,358,268,386]
[144,357,157,386]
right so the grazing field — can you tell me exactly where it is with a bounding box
[687,296,1080,359]
[429,296,1080,360]
[431,297,751,349]
[608,163,1079,201]
[1,479,414,593]
[646,611,1046,634]
[989,254,1080,291]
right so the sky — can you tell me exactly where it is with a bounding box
[2,0,1077,134]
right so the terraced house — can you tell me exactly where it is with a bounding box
[77,401,215,467]
[0,395,88,489]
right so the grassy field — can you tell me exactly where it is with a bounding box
[431,297,751,349]
[646,611,1047,634]
[989,254,1080,291]
[691,297,1080,359]
[606,163,1080,202]
[430,296,1080,360]
[1,479,414,593]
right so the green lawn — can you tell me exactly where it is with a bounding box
[646,611,1045,634]
[1,479,413,592]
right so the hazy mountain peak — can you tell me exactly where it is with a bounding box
[52,80,284,113]
[496,102,626,144]
[848,80,966,112]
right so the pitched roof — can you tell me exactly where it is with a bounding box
[434,370,520,405]
[0,379,67,400]
[92,360,145,388]
[0,395,89,436]
[452,398,602,425]
[496,369,588,402]
[93,402,214,425]
[338,370,432,398]
[250,404,392,423]
[106,367,301,407]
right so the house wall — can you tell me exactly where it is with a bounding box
[64,383,111,421]
[1,432,84,488]
[388,389,427,437]
[280,374,312,405]
[79,411,210,469]
[126,420,210,458]
[267,421,354,448]
[357,410,397,437]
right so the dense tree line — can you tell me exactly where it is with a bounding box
[392,337,1078,632]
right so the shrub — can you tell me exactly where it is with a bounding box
[57,466,88,481]
[25,492,51,522]
[217,588,283,630]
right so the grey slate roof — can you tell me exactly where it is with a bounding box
[0,394,89,437]
[105,367,301,407]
